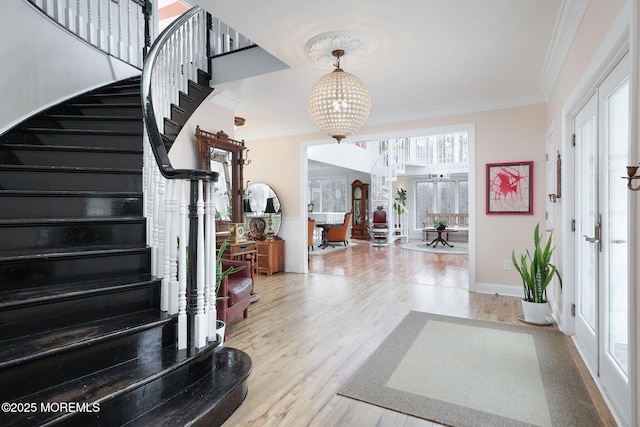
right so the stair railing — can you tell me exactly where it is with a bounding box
[28,0,151,69]
[142,6,218,355]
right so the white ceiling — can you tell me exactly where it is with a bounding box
[196,0,569,142]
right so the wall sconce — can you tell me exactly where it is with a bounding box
[623,164,640,191]
[548,194,557,203]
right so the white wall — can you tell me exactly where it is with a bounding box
[0,1,139,134]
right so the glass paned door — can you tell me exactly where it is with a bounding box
[574,94,599,372]
[598,55,630,425]
[574,54,630,426]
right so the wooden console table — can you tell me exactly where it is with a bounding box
[217,240,257,278]
[256,238,285,276]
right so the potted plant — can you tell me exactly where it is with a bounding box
[511,224,562,324]
[214,240,245,345]
[434,218,448,230]
[393,188,407,215]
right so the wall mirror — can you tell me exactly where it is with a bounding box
[243,183,282,240]
[209,151,231,220]
[195,126,247,225]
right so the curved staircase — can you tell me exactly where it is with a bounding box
[0,77,251,426]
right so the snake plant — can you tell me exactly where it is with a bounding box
[511,224,562,303]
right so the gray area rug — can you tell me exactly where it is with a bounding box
[400,241,468,254]
[308,242,355,256]
[339,312,601,427]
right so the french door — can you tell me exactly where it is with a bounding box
[574,54,630,426]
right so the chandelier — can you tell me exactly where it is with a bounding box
[307,49,371,143]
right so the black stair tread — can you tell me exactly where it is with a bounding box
[0,189,142,197]
[0,243,146,259]
[0,246,149,263]
[3,341,221,427]
[0,216,143,225]
[0,143,142,154]
[0,274,155,308]
[3,345,181,427]
[127,347,252,427]
[41,113,142,121]
[0,164,142,174]
[0,309,170,368]
[18,127,142,136]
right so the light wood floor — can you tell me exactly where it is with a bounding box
[222,239,617,426]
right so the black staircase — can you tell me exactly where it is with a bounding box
[0,77,250,426]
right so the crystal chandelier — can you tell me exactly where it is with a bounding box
[307,49,371,143]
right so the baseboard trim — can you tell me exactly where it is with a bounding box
[475,282,522,297]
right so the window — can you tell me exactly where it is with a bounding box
[307,177,348,212]
[415,179,468,228]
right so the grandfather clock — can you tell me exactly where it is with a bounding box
[351,180,369,239]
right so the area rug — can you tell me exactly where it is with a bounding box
[308,242,356,256]
[400,240,468,254]
[339,312,601,427]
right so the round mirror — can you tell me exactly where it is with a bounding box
[243,183,281,240]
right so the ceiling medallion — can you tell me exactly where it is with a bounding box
[306,33,371,143]
[305,31,369,65]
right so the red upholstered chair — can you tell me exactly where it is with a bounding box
[216,259,252,324]
[326,212,352,246]
[370,206,389,246]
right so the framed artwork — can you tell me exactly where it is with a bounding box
[486,161,533,215]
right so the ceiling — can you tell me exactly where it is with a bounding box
[195,0,569,143]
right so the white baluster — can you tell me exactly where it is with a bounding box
[86,0,94,44]
[206,181,217,339]
[157,175,166,279]
[126,0,134,63]
[177,180,188,350]
[117,0,124,59]
[107,0,114,54]
[161,178,172,312]
[168,180,179,315]
[151,167,160,276]
[136,4,143,67]
[195,180,207,348]
[96,0,104,49]
[75,0,84,37]
[65,0,73,31]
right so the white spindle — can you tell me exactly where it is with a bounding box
[107,0,114,54]
[65,0,73,30]
[177,181,188,350]
[75,0,83,37]
[126,0,134,63]
[168,180,179,315]
[136,4,143,67]
[117,1,124,59]
[157,176,166,279]
[161,177,172,313]
[206,181,217,339]
[96,0,104,49]
[195,180,207,348]
[151,168,160,276]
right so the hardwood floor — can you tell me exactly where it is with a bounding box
[222,239,616,426]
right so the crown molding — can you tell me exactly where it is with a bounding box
[539,0,589,99]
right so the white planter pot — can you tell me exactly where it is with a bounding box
[216,320,226,347]
[521,299,548,324]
